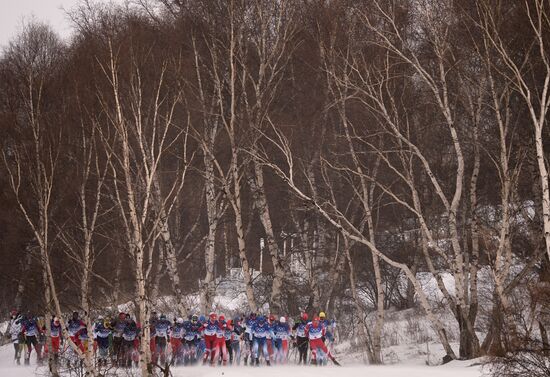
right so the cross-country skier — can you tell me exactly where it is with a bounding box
[111,312,127,366]
[305,316,340,366]
[215,314,228,365]
[319,312,336,344]
[67,311,86,353]
[243,312,257,365]
[36,316,46,361]
[93,316,111,366]
[273,316,290,364]
[229,317,244,365]
[122,317,140,368]
[224,319,232,363]
[183,314,201,364]
[252,315,273,366]
[201,312,220,366]
[154,314,171,364]
[267,314,276,360]
[21,313,43,365]
[196,315,206,360]
[292,312,309,365]
[170,318,185,365]
[48,317,62,360]
[7,310,24,365]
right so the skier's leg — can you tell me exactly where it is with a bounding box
[252,339,259,362]
[202,338,211,364]
[309,340,317,365]
[220,340,228,365]
[25,336,33,365]
[13,342,18,362]
[234,341,241,365]
[226,340,233,364]
[262,339,270,364]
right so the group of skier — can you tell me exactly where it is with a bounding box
[5,308,340,368]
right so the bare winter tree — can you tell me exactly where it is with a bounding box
[1,21,100,377]
[96,38,192,375]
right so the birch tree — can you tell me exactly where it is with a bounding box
[477,0,550,263]
[97,40,190,375]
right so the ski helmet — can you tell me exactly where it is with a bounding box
[280,316,286,323]
[177,317,184,324]
[319,311,326,319]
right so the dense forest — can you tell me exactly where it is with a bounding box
[0,0,549,376]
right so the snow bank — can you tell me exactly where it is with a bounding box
[0,340,484,377]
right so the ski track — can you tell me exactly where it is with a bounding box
[0,344,484,377]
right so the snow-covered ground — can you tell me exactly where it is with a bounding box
[0,344,485,377]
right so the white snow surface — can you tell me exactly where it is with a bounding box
[0,343,485,377]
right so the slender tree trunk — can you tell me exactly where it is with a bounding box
[153,175,187,317]
[343,236,376,363]
[249,159,284,312]
[230,155,257,312]
[14,249,33,310]
[201,151,218,314]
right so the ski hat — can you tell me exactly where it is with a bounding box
[319,312,326,319]
[209,312,217,320]
[219,314,225,322]
[313,316,320,322]
[280,316,286,323]
[97,315,104,320]
[177,317,184,324]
